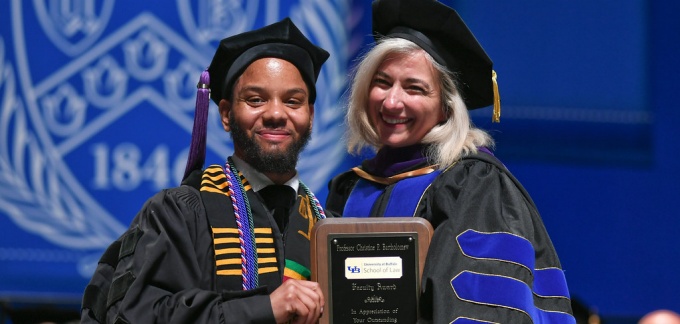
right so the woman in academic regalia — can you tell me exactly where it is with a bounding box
[325,0,576,322]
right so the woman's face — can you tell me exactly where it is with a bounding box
[368,50,446,148]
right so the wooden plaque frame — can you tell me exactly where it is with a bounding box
[310,217,434,324]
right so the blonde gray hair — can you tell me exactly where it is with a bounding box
[345,37,494,168]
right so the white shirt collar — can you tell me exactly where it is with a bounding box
[230,155,300,193]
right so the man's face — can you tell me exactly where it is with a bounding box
[219,57,313,174]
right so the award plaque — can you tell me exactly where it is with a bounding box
[311,217,433,324]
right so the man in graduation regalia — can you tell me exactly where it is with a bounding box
[82,18,329,324]
[325,0,575,323]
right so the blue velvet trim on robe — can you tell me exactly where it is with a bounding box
[343,170,442,217]
[456,230,571,299]
[454,230,573,322]
[452,271,575,324]
[534,268,571,298]
[343,180,384,217]
[457,230,535,271]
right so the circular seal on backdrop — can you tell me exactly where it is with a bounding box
[33,0,115,56]
[0,0,350,288]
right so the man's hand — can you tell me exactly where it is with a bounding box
[270,279,325,324]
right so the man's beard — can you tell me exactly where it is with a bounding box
[229,112,311,174]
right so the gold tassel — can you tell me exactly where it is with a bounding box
[492,70,501,123]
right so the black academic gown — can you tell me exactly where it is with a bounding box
[82,164,319,324]
[326,152,575,324]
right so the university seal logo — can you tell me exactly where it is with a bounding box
[0,0,353,297]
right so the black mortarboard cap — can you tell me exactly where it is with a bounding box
[182,18,329,182]
[208,17,329,105]
[372,0,500,121]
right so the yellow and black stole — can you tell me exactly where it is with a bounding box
[199,162,325,293]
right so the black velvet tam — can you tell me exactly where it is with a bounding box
[372,0,494,109]
[208,18,329,105]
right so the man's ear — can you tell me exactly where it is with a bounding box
[218,99,231,132]
[309,104,315,130]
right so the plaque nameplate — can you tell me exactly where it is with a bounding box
[311,217,433,324]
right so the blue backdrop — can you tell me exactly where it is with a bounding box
[0,0,678,321]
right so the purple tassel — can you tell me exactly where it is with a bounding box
[182,69,210,181]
